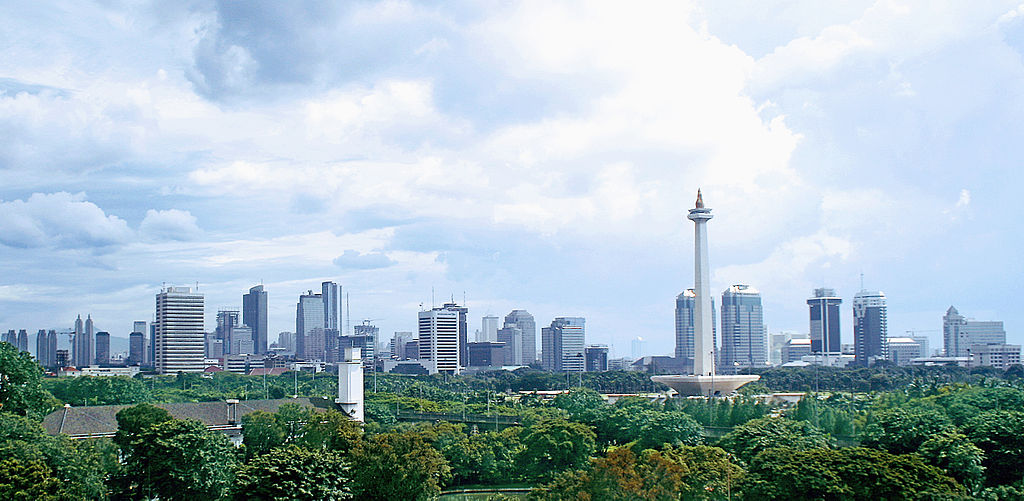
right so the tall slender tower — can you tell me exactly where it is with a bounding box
[688,189,715,376]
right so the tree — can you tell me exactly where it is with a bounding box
[232,445,351,500]
[349,431,451,500]
[633,411,703,452]
[552,388,608,424]
[859,407,952,454]
[113,403,172,450]
[660,445,744,499]
[520,417,596,480]
[120,418,238,500]
[46,375,151,406]
[0,412,107,499]
[0,343,52,417]
[717,417,829,464]
[0,457,61,501]
[739,447,960,500]
[241,410,285,458]
[964,410,1024,486]
[917,430,986,494]
[298,410,362,454]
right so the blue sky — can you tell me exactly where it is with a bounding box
[2,1,1023,358]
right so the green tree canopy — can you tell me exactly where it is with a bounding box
[113,403,172,450]
[859,407,953,454]
[633,410,703,452]
[349,430,451,501]
[520,417,597,480]
[46,376,152,407]
[964,410,1024,486]
[119,417,238,500]
[0,412,107,499]
[739,447,960,500]
[0,343,53,417]
[917,430,986,494]
[241,410,285,458]
[298,409,363,454]
[717,417,829,464]
[232,445,351,500]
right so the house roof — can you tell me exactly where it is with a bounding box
[42,397,335,437]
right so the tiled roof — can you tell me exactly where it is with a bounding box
[42,397,336,437]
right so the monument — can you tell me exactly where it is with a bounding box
[652,190,759,396]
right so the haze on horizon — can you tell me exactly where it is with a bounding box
[2,1,1023,357]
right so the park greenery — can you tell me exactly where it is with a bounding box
[5,341,1024,498]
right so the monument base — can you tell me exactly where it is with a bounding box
[651,374,760,397]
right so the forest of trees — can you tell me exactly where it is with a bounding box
[5,341,1024,499]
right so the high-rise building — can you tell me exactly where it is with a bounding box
[296,290,324,360]
[418,308,460,374]
[16,329,28,353]
[94,331,110,365]
[853,290,888,365]
[243,285,269,354]
[46,330,57,367]
[504,310,537,364]
[496,326,523,365]
[231,326,255,355]
[781,338,812,364]
[970,343,1021,369]
[72,315,93,367]
[148,324,157,367]
[155,286,206,373]
[585,345,609,372]
[467,341,505,367]
[675,289,720,367]
[35,330,48,365]
[2,330,14,346]
[943,306,1006,357]
[437,302,468,368]
[388,331,415,360]
[277,332,295,353]
[353,321,378,370]
[541,317,586,373]
[129,331,144,365]
[808,288,842,355]
[322,281,340,332]
[479,315,499,342]
[132,321,148,364]
[720,284,766,373]
[216,309,240,354]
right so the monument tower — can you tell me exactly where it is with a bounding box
[653,190,759,396]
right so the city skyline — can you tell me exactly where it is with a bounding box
[2,3,1023,356]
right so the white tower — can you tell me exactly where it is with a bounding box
[688,189,715,376]
[336,347,364,422]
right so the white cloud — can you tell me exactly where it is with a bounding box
[0,192,132,249]
[139,209,201,241]
[333,250,396,269]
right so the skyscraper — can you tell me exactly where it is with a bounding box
[437,302,469,368]
[674,289,718,365]
[94,331,110,365]
[322,281,340,331]
[216,309,240,354]
[541,317,586,373]
[72,315,93,367]
[155,286,206,373]
[496,326,523,365]
[504,310,537,364]
[353,321,378,370]
[479,315,499,342]
[853,290,888,365]
[243,285,269,354]
[808,288,842,355]
[129,331,144,365]
[132,321,148,364]
[418,308,460,374]
[943,306,1006,357]
[46,330,57,367]
[296,290,324,360]
[720,284,766,373]
[35,330,49,366]
[16,329,28,353]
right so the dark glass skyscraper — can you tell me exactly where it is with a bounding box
[243,285,268,354]
[853,290,887,365]
[720,284,766,373]
[322,281,340,331]
[808,288,842,354]
[94,331,110,365]
[674,289,717,365]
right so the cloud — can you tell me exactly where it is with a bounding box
[0,192,132,249]
[139,209,201,241]
[333,250,396,269]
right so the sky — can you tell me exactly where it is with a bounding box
[2,1,1023,358]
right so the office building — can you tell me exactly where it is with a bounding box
[34,330,46,364]
[322,281,340,331]
[155,286,206,373]
[541,317,586,373]
[16,329,28,353]
[352,321,378,370]
[720,284,766,373]
[388,331,415,360]
[504,310,537,364]
[674,289,719,363]
[944,306,1006,357]
[585,345,609,372]
[232,326,255,355]
[479,315,499,342]
[73,315,94,367]
[435,302,468,368]
[35,329,57,368]
[148,324,156,368]
[886,337,923,366]
[55,349,69,368]
[276,332,295,353]
[94,331,110,365]
[243,285,269,354]
[295,290,324,360]
[418,308,460,374]
[853,290,888,366]
[303,327,326,361]
[970,344,1021,369]
[808,288,842,355]
[497,326,523,365]
[216,309,240,354]
[2,330,13,346]
[467,341,505,367]
[132,321,149,364]
[128,331,144,365]
[781,338,812,364]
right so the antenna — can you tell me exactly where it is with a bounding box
[860,272,865,290]
[431,287,435,309]
[345,292,351,336]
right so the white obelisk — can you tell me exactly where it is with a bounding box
[688,189,715,376]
